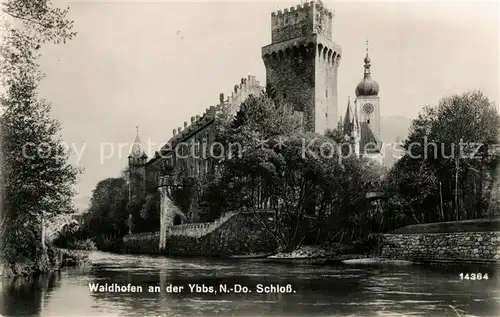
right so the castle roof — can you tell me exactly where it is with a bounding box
[342,97,352,136]
[359,122,382,154]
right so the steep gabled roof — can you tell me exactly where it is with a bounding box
[359,122,382,154]
[343,97,352,136]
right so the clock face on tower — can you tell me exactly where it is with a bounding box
[363,103,374,115]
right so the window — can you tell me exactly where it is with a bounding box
[326,89,328,98]
[367,119,370,124]
[173,215,182,225]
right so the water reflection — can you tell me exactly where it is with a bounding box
[0,271,62,316]
[0,252,499,316]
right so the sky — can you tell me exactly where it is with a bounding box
[37,0,499,198]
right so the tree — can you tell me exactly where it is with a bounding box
[0,0,77,268]
[202,93,383,251]
[325,128,344,144]
[385,91,500,225]
[139,192,160,232]
[431,91,499,219]
[84,178,128,238]
[0,74,80,265]
[1,0,76,84]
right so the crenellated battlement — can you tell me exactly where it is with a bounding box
[271,1,332,18]
[271,0,333,43]
[225,75,264,109]
[168,75,263,145]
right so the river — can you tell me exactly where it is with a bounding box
[0,251,498,316]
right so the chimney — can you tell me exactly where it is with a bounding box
[191,116,195,123]
[184,121,188,128]
[173,129,176,136]
[178,127,182,133]
[219,93,224,104]
[196,115,200,121]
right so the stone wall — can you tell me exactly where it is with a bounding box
[168,211,237,238]
[123,211,278,257]
[381,231,500,262]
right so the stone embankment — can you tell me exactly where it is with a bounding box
[381,231,500,263]
[123,216,500,264]
[123,210,278,256]
[379,219,500,263]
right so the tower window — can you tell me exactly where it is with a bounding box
[326,89,328,98]
[367,119,370,124]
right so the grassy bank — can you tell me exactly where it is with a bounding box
[0,244,90,277]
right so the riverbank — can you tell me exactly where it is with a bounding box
[0,247,90,277]
[261,245,378,264]
[263,245,500,265]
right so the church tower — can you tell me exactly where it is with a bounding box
[128,127,148,202]
[262,0,342,134]
[355,43,380,140]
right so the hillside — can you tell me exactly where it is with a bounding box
[380,116,412,167]
[73,195,91,214]
[380,115,412,143]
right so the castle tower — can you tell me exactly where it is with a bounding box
[128,126,148,202]
[355,42,380,140]
[261,0,342,134]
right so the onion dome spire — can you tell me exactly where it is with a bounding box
[355,40,379,97]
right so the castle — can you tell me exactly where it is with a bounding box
[128,0,382,228]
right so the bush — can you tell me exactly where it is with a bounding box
[324,243,352,255]
[122,233,160,254]
[71,238,97,251]
[95,235,125,253]
[351,233,385,255]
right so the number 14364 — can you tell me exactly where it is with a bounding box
[459,273,489,280]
